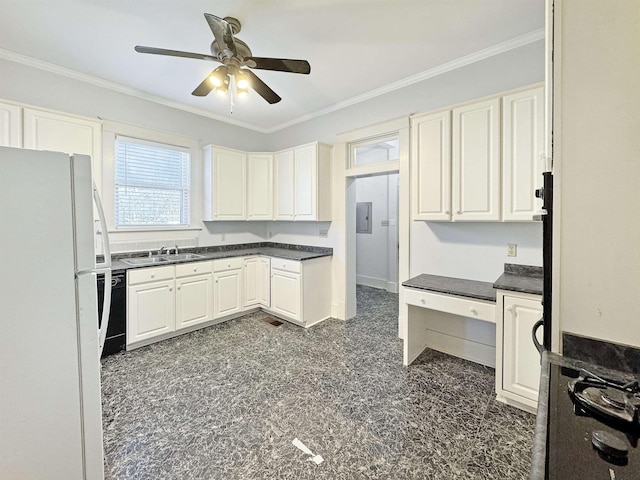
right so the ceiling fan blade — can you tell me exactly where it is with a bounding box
[245,70,281,104]
[204,13,237,58]
[246,57,311,74]
[135,45,219,62]
[191,74,215,97]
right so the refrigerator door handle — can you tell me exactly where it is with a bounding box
[93,182,112,357]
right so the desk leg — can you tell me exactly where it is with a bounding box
[403,305,430,366]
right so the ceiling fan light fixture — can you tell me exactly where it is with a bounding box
[208,66,228,87]
[237,86,249,98]
[215,85,228,96]
[236,74,249,90]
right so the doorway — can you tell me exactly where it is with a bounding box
[354,173,399,293]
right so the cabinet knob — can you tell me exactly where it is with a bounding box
[470,307,478,315]
[445,210,450,215]
[506,306,513,313]
[177,286,181,290]
[193,268,197,272]
[420,298,426,304]
[151,274,155,279]
[456,210,462,215]
[169,287,173,292]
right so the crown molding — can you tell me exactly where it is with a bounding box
[0,28,543,135]
[0,48,270,133]
[264,29,545,133]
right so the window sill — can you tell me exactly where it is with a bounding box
[109,226,203,233]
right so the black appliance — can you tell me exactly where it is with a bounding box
[97,271,126,357]
[533,171,553,353]
[546,362,640,479]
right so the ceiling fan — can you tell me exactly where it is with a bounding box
[134,13,311,105]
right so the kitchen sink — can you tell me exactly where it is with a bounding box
[121,253,206,266]
[164,253,206,261]
[122,256,172,266]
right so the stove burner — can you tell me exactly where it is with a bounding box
[568,369,640,431]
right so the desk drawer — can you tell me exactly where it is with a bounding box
[404,287,496,323]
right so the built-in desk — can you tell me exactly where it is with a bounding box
[402,274,497,367]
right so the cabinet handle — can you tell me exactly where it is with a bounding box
[469,307,478,315]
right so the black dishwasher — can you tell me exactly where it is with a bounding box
[97,271,126,358]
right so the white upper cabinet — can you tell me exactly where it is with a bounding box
[22,108,101,163]
[502,86,545,221]
[411,110,452,221]
[0,101,22,147]
[247,153,273,220]
[452,98,501,221]
[274,149,295,220]
[203,145,246,221]
[275,142,332,221]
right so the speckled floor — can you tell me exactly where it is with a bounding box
[101,285,535,479]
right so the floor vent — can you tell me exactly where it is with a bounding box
[263,317,284,327]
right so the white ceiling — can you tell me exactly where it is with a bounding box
[0,0,544,133]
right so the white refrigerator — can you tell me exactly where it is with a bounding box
[0,146,111,479]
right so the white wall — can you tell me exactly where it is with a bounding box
[410,222,542,282]
[1,40,545,282]
[553,0,640,348]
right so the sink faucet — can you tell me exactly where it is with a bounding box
[156,245,167,256]
[170,244,179,255]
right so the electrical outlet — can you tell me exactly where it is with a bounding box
[507,243,517,257]
[319,229,328,238]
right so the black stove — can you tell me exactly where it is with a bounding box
[547,363,640,479]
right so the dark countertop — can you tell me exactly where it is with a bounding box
[402,274,496,302]
[108,242,332,272]
[493,263,543,296]
[530,351,638,480]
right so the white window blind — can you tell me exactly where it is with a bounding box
[114,136,191,227]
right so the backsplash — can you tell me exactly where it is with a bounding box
[563,332,640,376]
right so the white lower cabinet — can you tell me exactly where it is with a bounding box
[127,261,213,348]
[243,256,271,309]
[127,266,176,345]
[268,256,331,327]
[175,262,214,330]
[496,290,543,413]
[213,258,243,319]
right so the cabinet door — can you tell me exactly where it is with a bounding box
[502,87,545,221]
[22,108,101,168]
[452,98,501,221]
[258,256,271,308]
[127,279,175,344]
[293,144,317,220]
[502,295,543,402]
[213,269,243,318]
[243,257,259,308]
[247,153,273,220]
[175,273,213,330]
[271,269,301,321]
[212,148,246,220]
[0,102,22,147]
[411,110,452,220]
[274,149,294,220]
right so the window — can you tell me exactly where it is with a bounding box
[114,136,191,228]
[350,135,399,167]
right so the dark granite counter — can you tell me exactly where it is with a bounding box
[530,351,639,480]
[402,274,496,302]
[493,263,543,296]
[107,242,332,272]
